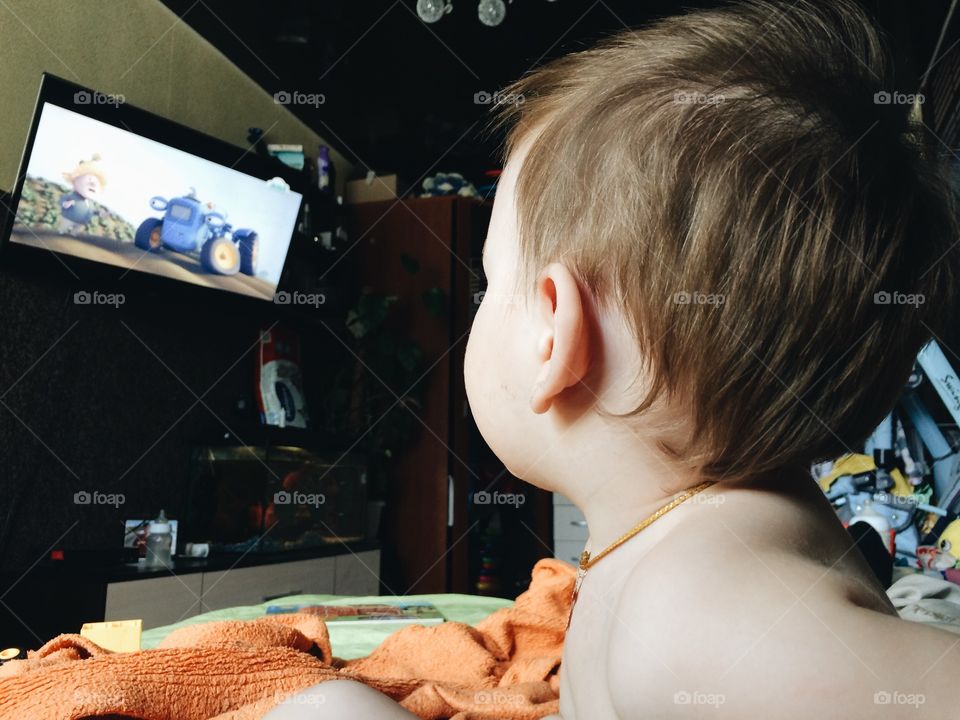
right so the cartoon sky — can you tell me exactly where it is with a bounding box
[24,102,302,285]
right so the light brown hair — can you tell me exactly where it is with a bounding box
[494,0,959,481]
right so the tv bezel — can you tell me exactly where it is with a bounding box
[0,73,307,304]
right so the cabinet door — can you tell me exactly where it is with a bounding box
[349,197,457,594]
[105,574,203,630]
[200,557,335,612]
[334,550,380,595]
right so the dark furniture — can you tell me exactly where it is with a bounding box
[347,196,553,595]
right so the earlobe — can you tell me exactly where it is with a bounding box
[529,263,591,414]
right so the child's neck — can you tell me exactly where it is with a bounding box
[559,460,699,560]
[563,463,807,557]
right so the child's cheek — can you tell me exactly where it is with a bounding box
[463,306,488,407]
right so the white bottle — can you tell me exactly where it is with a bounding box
[144,509,173,569]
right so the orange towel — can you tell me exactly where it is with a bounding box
[0,558,575,720]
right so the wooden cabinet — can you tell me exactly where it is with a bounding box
[104,549,380,629]
[348,197,553,595]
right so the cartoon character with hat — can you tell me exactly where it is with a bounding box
[58,154,107,235]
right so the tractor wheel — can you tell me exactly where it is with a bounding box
[200,236,241,275]
[134,218,164,252]
[235,230,259,276]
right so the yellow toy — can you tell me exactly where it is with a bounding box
[818,453,912,497]
[938,519,960,566]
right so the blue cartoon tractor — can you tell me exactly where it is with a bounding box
[134,190,258,276]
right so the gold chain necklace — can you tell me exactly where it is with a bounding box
[567,481,714,627]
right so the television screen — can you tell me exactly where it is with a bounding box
[7,87,302,301]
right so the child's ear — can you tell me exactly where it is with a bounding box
[529,262,591,414]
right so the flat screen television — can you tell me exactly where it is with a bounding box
[1,74,304,302]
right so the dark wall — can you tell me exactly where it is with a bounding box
[159,0,951,190]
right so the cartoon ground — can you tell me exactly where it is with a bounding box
[11,228,276,301]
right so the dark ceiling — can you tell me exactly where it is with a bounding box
[159,0,953,194]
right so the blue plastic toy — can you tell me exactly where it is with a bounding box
[134,189,258,276]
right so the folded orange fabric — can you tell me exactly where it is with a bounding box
[0,558,575,720]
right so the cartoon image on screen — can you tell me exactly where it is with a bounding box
[10,103,301,300]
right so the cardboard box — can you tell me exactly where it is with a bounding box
[345,173,398,204]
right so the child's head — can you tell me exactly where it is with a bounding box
[464,0,958,488]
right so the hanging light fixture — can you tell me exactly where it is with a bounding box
[417,0,548,26]
[477,0,507,26]
[417,0,452,23]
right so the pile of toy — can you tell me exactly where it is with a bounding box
[815,340,960,583]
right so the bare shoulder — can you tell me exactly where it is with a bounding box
[604,482,960,719]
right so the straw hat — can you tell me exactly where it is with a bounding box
[62,153,107,187]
